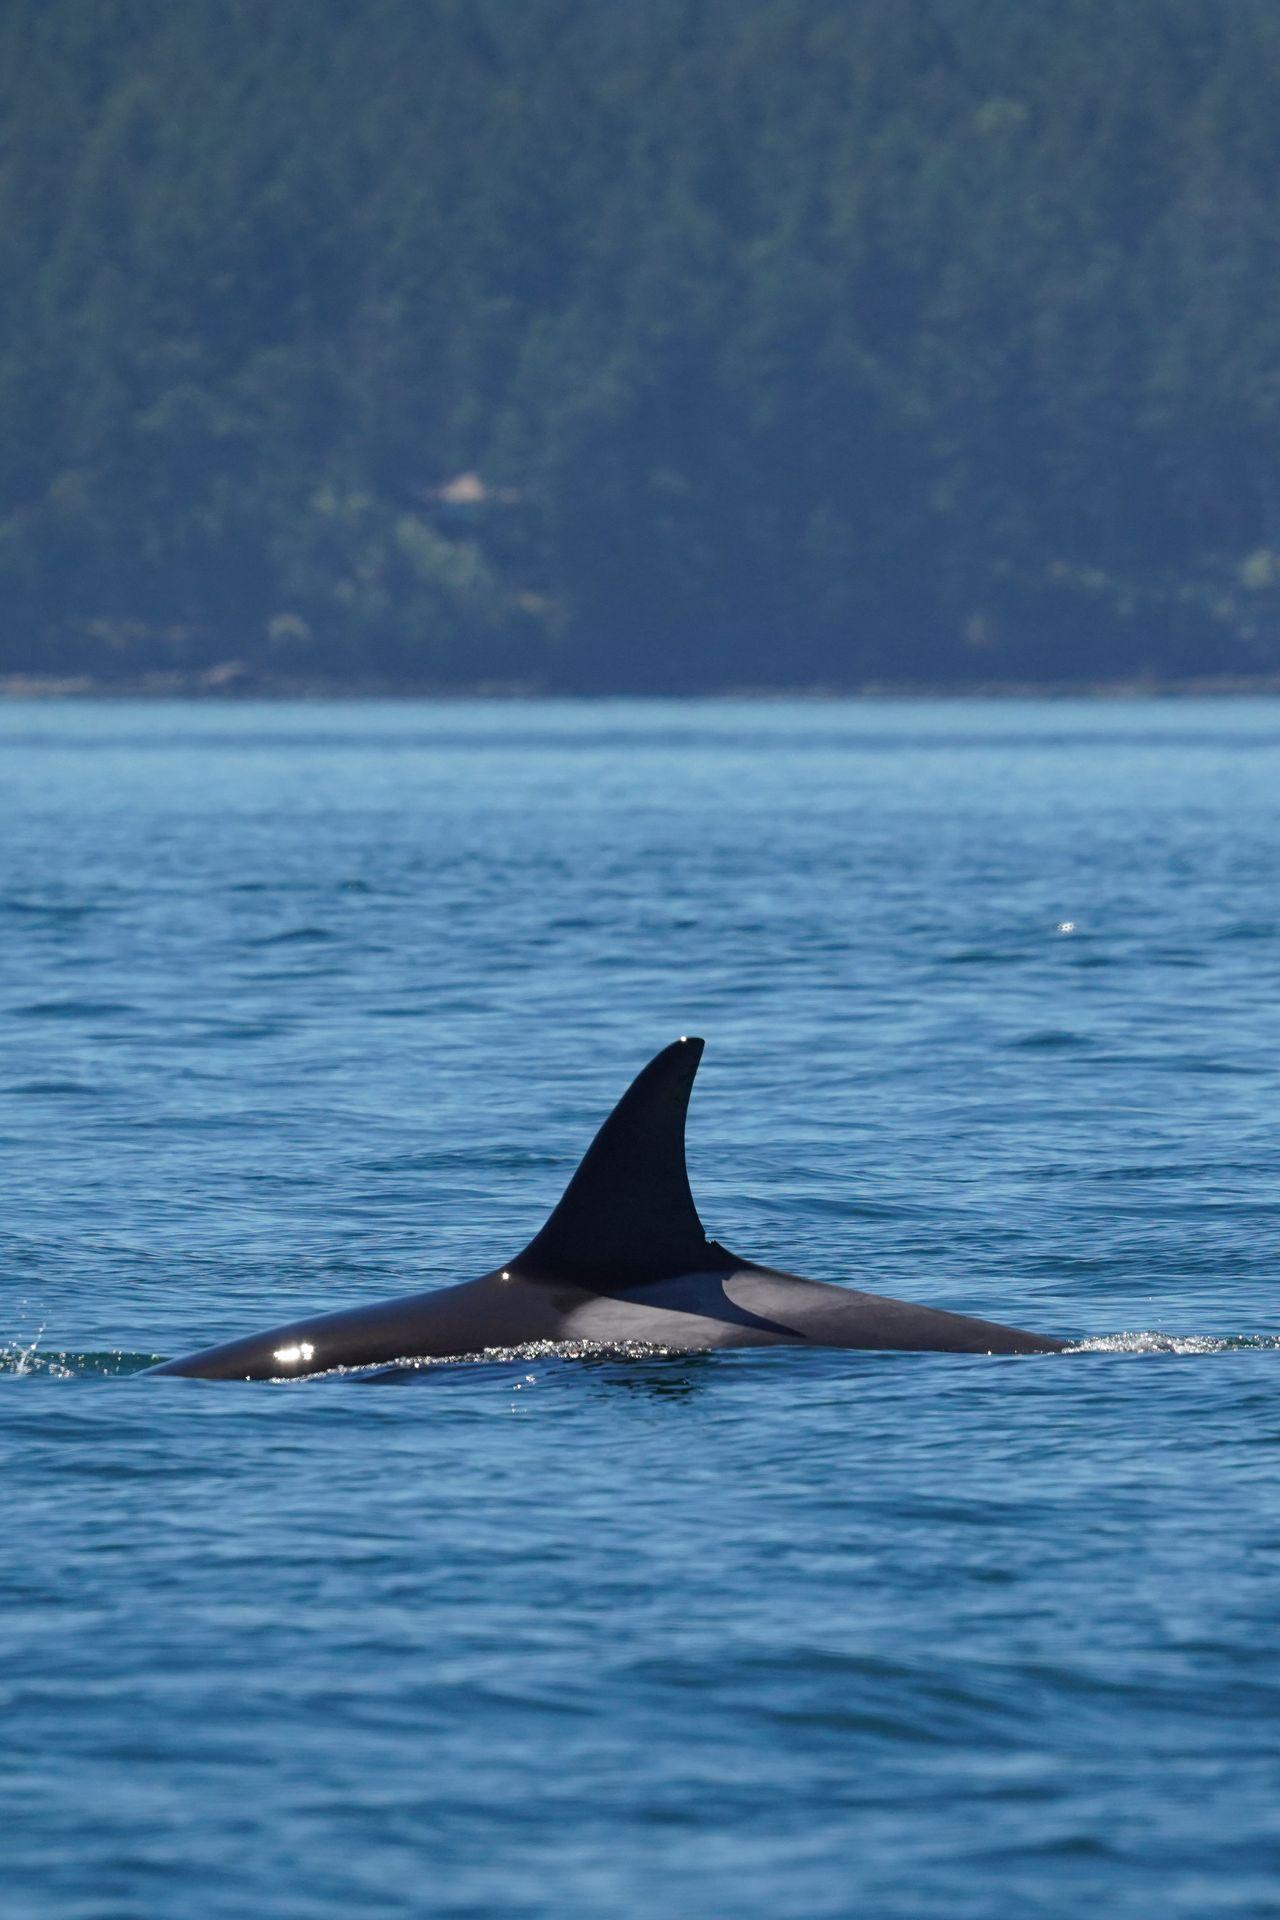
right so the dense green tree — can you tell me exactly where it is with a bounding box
[2,0,1280,688]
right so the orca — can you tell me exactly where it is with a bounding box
[145,1037,1067,1379]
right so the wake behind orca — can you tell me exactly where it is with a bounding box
[146,1038,1067,1379]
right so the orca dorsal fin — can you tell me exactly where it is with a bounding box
[515,1038,728,1285]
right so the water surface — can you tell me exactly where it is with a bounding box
[3,699,1280,1916]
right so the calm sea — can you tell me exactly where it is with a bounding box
[3,698,1280,1918]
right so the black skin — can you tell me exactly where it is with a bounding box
[145,1039,1067,1380]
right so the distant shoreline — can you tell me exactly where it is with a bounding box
[6,669,1280,702]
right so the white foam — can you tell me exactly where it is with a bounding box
[1067,1331,1280,1355]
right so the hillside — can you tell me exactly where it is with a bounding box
[4,0,1280,690]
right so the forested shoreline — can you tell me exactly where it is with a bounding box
[4,0,1280,692]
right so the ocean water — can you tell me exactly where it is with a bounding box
[3,697,1280,1919]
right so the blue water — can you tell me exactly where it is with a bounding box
[4,699,1280,1918]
